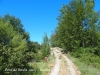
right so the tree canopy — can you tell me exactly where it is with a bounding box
[0,14,40,75]
[50,0,100,50]
[41,33,50,58]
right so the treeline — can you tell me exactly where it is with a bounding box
[50,0,100,69]
[0,14,50,75]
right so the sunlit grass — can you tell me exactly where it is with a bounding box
[28,55,55,75]
[67,54,100,75]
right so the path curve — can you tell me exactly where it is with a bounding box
[62,54,80,75]
[49,47,81,75]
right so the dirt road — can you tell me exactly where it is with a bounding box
[49,48,61,75]
[49,47,81,75]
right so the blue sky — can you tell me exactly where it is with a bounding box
[0,0,100,44]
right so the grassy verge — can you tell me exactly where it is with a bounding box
[67,53,100,75]
[28,55,55,75]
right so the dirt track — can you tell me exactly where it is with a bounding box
[49,47,81,75]
[49,48,61,75]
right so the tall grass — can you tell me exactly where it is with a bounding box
[28,55,55,75]
[67,54,100,75]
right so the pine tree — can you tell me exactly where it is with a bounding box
[0,16,36,75]
[41,33,50,58]
[52,0,100,52]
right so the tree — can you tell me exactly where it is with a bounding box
[34,42,41,50]
[25,41,38,62]
[56,0,85,51]
[3,14,30,41]
[41,33,50,58]
[0,18,29,74]
[52,0,100,52]
[50,30,60,47]
[0,15,38,75]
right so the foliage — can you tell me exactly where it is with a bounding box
[0,15,39,75]
[41,33,50,58]
[50,0,100,55]
[50,30,61,47]
[0,18,28,75]
[34,42,41,50]
[67,53,100,75]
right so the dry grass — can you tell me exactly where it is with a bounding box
[58,55,67,75]
[45,55,56,75]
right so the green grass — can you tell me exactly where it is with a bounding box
[28,55,55,75]
[48,55,55,63]
[67,53,100,75]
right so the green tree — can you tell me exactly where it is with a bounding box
[0,18,29,74]
[53,0,100,51]
[3,14,30,41]
[56,0,85,51]
[50,30,60,47]
[41,33,50,58]
[0,15,39,75]
[26,41,37,62]
[34,42,41,50]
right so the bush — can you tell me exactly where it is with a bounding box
[35,53,43,62]
[70,47,100,69]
